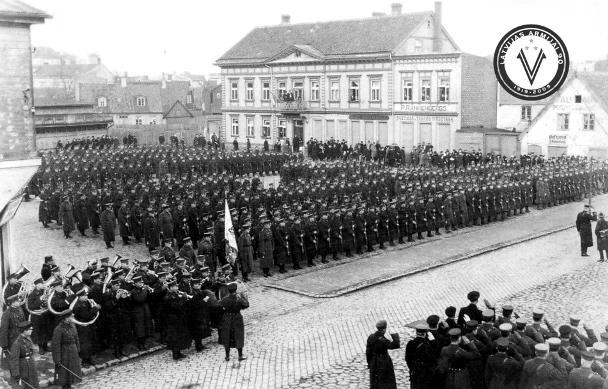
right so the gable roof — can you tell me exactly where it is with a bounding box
[163,100,193,119]
[498,86,553,106]
[160,81,190,112]
[0,0,50,23]
[217,12,430,64]
[78,82,164,114]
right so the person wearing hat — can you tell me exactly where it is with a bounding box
[0,293,26,356]
[8,321,39,388]
[3,271,23,309]
[74,193,89,237]
[196,233,216,276]
[405,321,438,389]
[142,207,161,253]
[117,199,131,246]
[529,309,558,340]
[444,306,459,330]
[365,319,400,388]
[437,327,480,389]
[71,283,100,367]
[457,291,483,327]
[484,337,524,389]
[159,204,174,246]
[497,305,515,327]
[258,218,275,277]
[190,277,217,352]
[160,238,176,265]
[100,201,116,249]
[595,212,608,262]
[569,315,598,348]
[272,218,289,273]
[51,310,82,388]
[178,237,196,267]
[219,282,249,362]
[27,278,52,354]
[130,276,152,351]
[576,203,597,257]
[237,222,254,282]
[41,255,56,281]
[567,350,605,388]
[164,280,191,360]
[58,195,75,239]
[103,279,131,359]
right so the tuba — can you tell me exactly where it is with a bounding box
[101,267,113,294]
[25,276,57,316]
[111,254,122,268]
[70,270,83,284]
[1,264,30,306]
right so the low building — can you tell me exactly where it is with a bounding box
[216,2,496,149]
[34,99,113,150]
[519,72,608,158]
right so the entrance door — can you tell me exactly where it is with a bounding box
[547,146,567,158]
[293,119,303,152]
[436,124,451,151]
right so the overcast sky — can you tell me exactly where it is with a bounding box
[26,0,607,77]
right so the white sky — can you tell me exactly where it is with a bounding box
[26,0,608,77]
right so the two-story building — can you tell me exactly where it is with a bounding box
[519,72,608,159]
[215,2,496,150]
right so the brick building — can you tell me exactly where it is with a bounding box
[0,0,49,286]
[216,2,496,149]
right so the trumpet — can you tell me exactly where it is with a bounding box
[102,267,113,294]
[125,264,140,281]
[63,264,76,279]
[116,288,131,298]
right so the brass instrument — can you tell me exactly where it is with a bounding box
[1,264,30,306]
[176,290,193,299]
[63,264,76,279]
[125,263,140,281]
[116,288,131,299]
[70,270,83,284]
[101,267,113,294]
[111,254,122,268]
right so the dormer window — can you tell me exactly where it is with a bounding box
[97,96,107,107]
[136,96,147,107]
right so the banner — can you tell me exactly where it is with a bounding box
[224,198,238,265]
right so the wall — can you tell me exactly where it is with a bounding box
[460,54,496,129]
[0,23,35,160]
[497,104,545,131]
[109,124,203,146]
[112,113,163,126]
[521,79,608,156]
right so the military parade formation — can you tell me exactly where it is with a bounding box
[3,136,608,388]
[369,290,608,389]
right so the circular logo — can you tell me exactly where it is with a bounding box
[494,24,569,101]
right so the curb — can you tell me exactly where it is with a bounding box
[37,345,165,388]
[263,224,575,298]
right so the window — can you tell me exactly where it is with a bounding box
[135,118,142,125]
[584,113,595,130]
[414,39,423,53]
[230,80,238,101]
[438,72,450,102]
[263,117,272,138]
[349,79,360,102]
[293,80,303,100]
[231,116,239,136]
[575,95,582,104]
[246,80,254,101]
[277,80,287,98]
[186,93,193,105]
[310,79,320,101]
[278,119,286,138]
[557,113,569,130]
[330,79,340,101]
[97,96,107,107]
[370,79,381,102]
[136,97,146,107]
[262,80,270,101]
[246,117,255,137]
[402,73,413,101]
[420,72,431,102]
[521,105,532,121]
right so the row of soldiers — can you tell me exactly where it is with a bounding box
[1,251,250,387]
[369,290,608,389]
[36,155,608,277]
[55,135,121,151]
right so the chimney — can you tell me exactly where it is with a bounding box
[372,12,386,17]
[121,72,127,88]
[433,1,443,52]
[281,14,290,24]
[391,3,402,15]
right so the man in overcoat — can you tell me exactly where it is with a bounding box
[100,202,116,249]
[366,319,400,389]
[576,204,597,256]
[219,282,249,361]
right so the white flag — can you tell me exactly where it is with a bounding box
[224,199,238,261]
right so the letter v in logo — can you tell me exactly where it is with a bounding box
[517,48,547,85]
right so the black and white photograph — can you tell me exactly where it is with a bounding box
[1,0,608,387]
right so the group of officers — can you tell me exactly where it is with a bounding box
[30,146,608,278]
[368,290,608,389]
[0,251,250,388]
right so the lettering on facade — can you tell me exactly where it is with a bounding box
[548,134,567,145]
[399,115,453,123]
[400,103,448,112]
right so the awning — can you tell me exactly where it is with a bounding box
[0,158,41,227]
[349,113,390,121]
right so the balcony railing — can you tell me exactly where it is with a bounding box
[277,96,307,112]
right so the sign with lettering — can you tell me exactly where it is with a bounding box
[548,134,567,146]
[399,103,449,112]
[397,115,453,123]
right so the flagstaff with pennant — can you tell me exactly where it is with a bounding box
[224,198,238,266]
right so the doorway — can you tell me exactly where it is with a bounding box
[293,119,304,152]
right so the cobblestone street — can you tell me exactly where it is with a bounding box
[5,196,608,388]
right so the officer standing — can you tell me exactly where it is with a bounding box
[576,204,597,256]
[366,319,400,389]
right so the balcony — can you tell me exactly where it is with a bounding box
[277,93,308,112]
